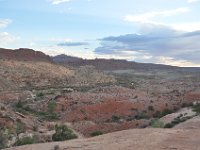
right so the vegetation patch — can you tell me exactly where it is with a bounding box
[52,125,78,141]
[153,108,174,118]
[135,112,148,120]
[0,130,8,149]
[90,131,103,137]
[35,92,45,101]
[111,115,120,122]
[192,103,200,114]
[16,120,26,135]
[14,136,38,146]
[164,114,194,128]
[150,119,164,128]
[13,100,59,121]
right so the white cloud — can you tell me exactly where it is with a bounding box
[38,45,95,59]
[124,7,190,23]
[49,0,71,5]
[0,32,20,45]
[138,21,200,32]
[0,19,12,28]
[187,0,199,3]
[155,56,200,67]
[169,22,200,32]
[124,7,200,32]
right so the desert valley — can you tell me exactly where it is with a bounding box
[0,48,200,150]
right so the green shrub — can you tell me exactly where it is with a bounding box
[150,119,164,128]
[182,102,194,108]
[13,101,29,115]
[36,92,44,97]
[0,130,7,149]
[162,108,173,116]
[90,131,103,137]
[192,103,200,114]
[164,116,193,128]
[48,101,56,113]
[13,100,58,121]
[15,100,23,108]
[14,136,37,146]
[164,123,174,128]
[135,112,148,120]
[111,115,120,122]
[16,121,26,135]
[153,111,161,118]
[52,125,77,141]
[35,92,45,101]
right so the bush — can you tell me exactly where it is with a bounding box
[153,109,174,119]
[14,136,37,146]
[111,115,120,122]
[90,131,103,137]
[182,102,194,108]
[16,120,26,135]
[135,112,148,120]
[35,92,44,101]
[43,101,59,120]
[15,100,23,108]
[153,111,161,118]
[13,100,59,121]
[162,108,173,116]
[164,123,174,128]
[0,130,7,149]
[52,125,77,141]
[164,116,193,128]
[13,101,29,115]
[36,92,44,98]
[148,106,154,111]
[48,101,56,113]
[192,103,200,114]
[150,119,164,128]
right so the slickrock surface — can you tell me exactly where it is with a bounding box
[5,128,200,150]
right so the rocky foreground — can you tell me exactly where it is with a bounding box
[5,128,200,150]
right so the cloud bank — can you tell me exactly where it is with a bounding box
[0,32,19,45]
[124,7,190,24]
[49,0,70,5]
[95,24,200,66]
[0,19,12,28]
[187,0,199,3]
[57,41,89,46]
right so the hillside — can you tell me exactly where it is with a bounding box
[1,48,200,149]
[0,60,115,91]
[0,48,52,62]
[0,48,115,90]
[52,54,82,63]
[0,59,74,91]
[53,54,177,71]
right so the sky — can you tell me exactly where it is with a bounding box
[0,0,200,66]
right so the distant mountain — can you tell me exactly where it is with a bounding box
[53,54,177,70]
[0,48,52,62]
[52,54,82,63]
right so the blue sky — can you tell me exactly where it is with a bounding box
[0,0,200,66]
